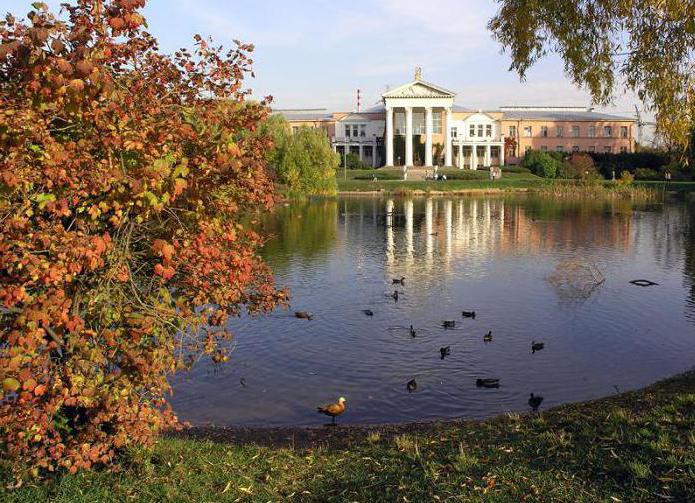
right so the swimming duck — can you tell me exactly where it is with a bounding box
[392,276,406,285]
[406,379,417,393]
[430,232,438,236]
[442,320,456,329]
[528,393,544,411]
[462,311,476,319]
[317,397,347,425]
[483,331,493,343]
[476,378,500,388]
[391,290,400,301]
[295,311,313,320]
[531,341,544,354]
[440,346,451,359]
[409,325,416,337]
[362,309,374,316]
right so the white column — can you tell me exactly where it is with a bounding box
[458,143,463,169]
[372,145,377,168]
[358,145,363,164]
[471,145,478,170]
[385,107,394,166]
[445,107,453,166]
[499,141,505,167]
[425,107,433,167]
[485,145,491,167]
[405,106,413,167]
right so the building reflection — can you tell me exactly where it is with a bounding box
[368,197,635,281]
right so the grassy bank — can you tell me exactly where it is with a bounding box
[336,168,695,196]
[2,371,694,502]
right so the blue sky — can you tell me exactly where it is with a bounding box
[4,0,642,117]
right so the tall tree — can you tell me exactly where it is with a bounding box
[0,0,286,475]
[489,0,695,160]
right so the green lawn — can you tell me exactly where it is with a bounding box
[3,371,694,502]
[336,168,695,194]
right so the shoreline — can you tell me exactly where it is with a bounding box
[168,369,695,450]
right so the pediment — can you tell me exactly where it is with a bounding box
[382,80,456,99]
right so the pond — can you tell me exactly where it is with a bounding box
[171,195,695,427]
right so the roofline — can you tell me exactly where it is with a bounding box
[382,79,457,98]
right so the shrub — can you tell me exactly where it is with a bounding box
[634,168,659,180]
[588,151,670,178]
[561,153,602,182]
[343,152,365,169]
[617,171,635,185]
[523,150,560,178]
[0,1,287,476]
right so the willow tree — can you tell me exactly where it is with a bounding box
[489,1,695,162]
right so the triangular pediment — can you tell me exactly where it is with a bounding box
[382,79,456,99]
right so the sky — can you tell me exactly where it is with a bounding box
[4,0,647,120]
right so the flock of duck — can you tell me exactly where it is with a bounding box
[295,275,546,425]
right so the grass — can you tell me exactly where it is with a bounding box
[336,167,695,195]
[2,371,694,502]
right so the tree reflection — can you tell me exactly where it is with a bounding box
[261,200,338,270]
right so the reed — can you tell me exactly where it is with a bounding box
[534,180,659,201]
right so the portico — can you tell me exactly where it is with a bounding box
[383,69,456,169]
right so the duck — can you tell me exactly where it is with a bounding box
[392,276,406,285]
[362,309,374,316]
[531,341,544,354]
[239,378,247,388]
[295,311,313,320]
[476,378,500,388]
[317,397,347,425]
[483,331,493,343]
[440,346,451,359]
[391,290,400,301]
[430,232,438,236]
[409,325,416,337]
[442,320,456,329]
[461,311,476,319]
[528,393,544,411]
[406,379,417,393]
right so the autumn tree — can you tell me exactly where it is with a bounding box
[489,1,695,161]
[0,0,287,475]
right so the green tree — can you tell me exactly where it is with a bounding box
[273,125,338,196]
[523,150,560,178]
[489,1,695,159]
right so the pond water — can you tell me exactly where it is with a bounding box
[171,195,695,427]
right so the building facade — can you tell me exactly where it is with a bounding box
[275,70,635,169]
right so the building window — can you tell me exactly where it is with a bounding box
[360,125,366,137]
[588,126,596,138]
[556,145,564,152]
[413,113,424,134]
[523,126,532,137]
[292,126,300,134]
[451,127,458,138]
[620,146,628,153]
[540,126,548,137]
[509,125,517,137]
[345,125,351,137]
[603,126,612,137]
[395,113,405,135]
[486,125,492,137]
[469,125,476,137]
[556,126,564,138]
[433,112,442,134]
[572,126,580,138]
[540,145,548,152]
[572,145,580,152]
[525,145,532,153]
[604,145,612,153]
[352,125,359,137]
[588,145,596,152]
[477,124,484,137]
[620,126,628,138]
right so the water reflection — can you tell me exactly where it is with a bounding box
[171,196,695,427]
